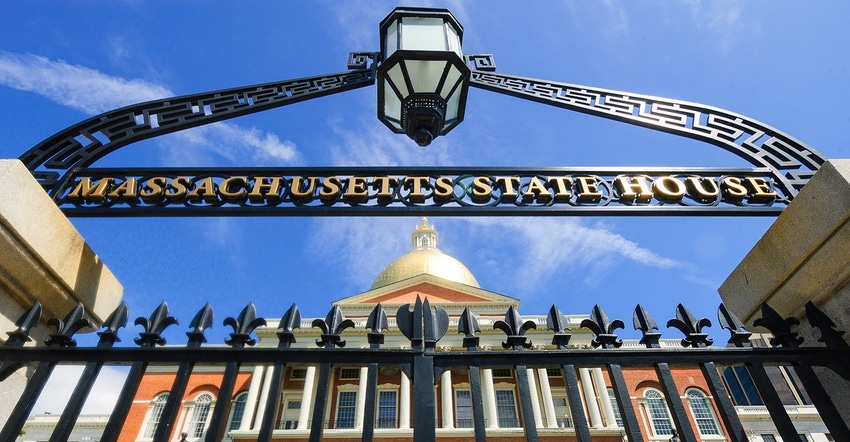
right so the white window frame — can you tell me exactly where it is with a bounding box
[376,389,398,428]
[182,392,215,440]
[685,388,721,436]
[139,392,170,439]
[641,389,674,437]
[227,391,249,432]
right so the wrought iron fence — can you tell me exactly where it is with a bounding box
[1,298,849,442]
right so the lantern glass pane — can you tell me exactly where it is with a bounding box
[405,60,446,93]
[387,63,409,97]
[445,87,461,122]
[383,79,402,127]
[445,23,462,56]
[400,17,447,51]
[439,65,462,98]
[385,20,399,58]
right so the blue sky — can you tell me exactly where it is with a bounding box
[1,1,849,413]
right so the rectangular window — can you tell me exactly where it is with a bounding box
[607,388,623,427]
[496,390,520,428]
[492,368,512,378]
[546,368,561,377]
[278,396,302,430]
[339,368,360,379]
[552,396,571,428]
[455,390,473,428]
[761,435,776,442]
[335,391,357,429]
[290,368,307,379]
[377,390,398,428]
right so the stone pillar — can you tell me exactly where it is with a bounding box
[593,367,617,428]
[579,368,603,428]
[481,368,498,428]
[399,372,411,429]
[719,159,850,424]
[355,366,369,429]
[253,365,275,429]
[296,366,317,430]
[240,365,265,430]
[526,368,544,428]
[440,370,454,428]
[537,368,558,428]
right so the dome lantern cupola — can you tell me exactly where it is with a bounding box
[370,218,479,290]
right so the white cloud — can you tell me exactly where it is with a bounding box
[31,365,128,416]
[0,51,299,166]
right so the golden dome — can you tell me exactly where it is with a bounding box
[370,219,480,290]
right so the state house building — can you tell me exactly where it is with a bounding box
[117,220,824,442]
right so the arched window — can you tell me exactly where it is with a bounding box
[228,392,249,431]
[686,389,720,435]
[644,389,673,436]
[185,393,214,439]
[141,393,169,438]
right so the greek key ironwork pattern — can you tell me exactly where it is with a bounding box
[20,53,379,199]
[465,56,826,198]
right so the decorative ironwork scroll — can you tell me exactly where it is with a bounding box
[465,54,827,199]
[19,53,379,199]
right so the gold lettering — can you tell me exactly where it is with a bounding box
[67,177,113,203]
[249,176,284,203]
[140,177,166,204]
[404,176,430,203]
[106,178,137,200]
[219,176,248,201]
[721,177,748,203]
[472,176,493,204]
[574,176,602,203]
[434,177,455,203]
[188,177,217,203]
[372,177,398,203]
[166,177,192,200]
[745,177,777,203]
[344,176,369,203]
[319,176,341,203]
[685,177,720,203]
[291,176,318,203]
[494,177,520,202]
[547,176,573,202]
[652,176,686,203]
[615,176,653,203]
[524,176,552,203]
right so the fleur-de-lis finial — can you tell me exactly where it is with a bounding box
[458,307,481,350]
[717,303,752,347]
[96,302,128,347]
[633,304,661,348]
[185,303,214,346]
[580,305,623,349]
[546,305,571,349]
[0,302,43,381]
[753,302,803,348]
[494,306,536,350]
[366,304,389,347]
[666,304,713,348]
[224,303,266,347]
[396,295,449,351]
[45,303,93,347]
[277,304,301,348]
[135,301,179,347]
[805,301,848,348]
[313,305,355,348]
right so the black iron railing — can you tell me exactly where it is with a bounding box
[1,298,849,442]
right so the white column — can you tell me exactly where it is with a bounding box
[537,368,558,428]
[240,365,265,431]
[593,367,617,428]
[481,368,499,428]
[441,370,454,428]
[399,372,411,429]
[355,366,369,429]
[252,365,276,429]
[579,368,603,428]
[296,366,317,430]
[526,368,544,428]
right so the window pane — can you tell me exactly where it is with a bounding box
[456,390,473,428]
[143,394,169,438]
[377,390,397,428]
[645,390,673,436]
[336,391,357,429]
[607,388,623,427]
[686,390,719,435]
[187,393,213,438]
[496,390,519,428]
[228,393,248,431]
